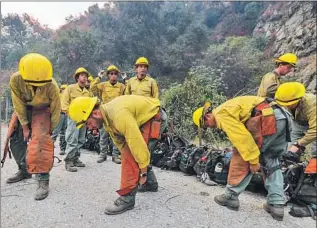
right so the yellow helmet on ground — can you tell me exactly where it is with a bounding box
[106,65,120,74]
[275,82,305,106]
[19,53,53,86]
[135,57,149,67]
[192,101,213,128]
[275,53,297,66]
[73,67,89,79]
[69,97,98,129]
[60,84,68,90]
[88,75,94,82]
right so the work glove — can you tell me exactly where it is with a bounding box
[283,150,300,164]
[121,72,127,80]
[98,70,105,78]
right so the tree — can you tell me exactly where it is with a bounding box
[161,73,227,144]
[1,13,53,69]
[197,36,271,97]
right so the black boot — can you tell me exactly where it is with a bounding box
[6,169,32,184]
[214,193,240,211]
[74,159,86,167]
[65,161,77,172]
[105,188,137,215]
[34,180,49,200]
[112,155,121,164]
[97,153,107,163]
[264,203,284,221]
[138,169,158,192]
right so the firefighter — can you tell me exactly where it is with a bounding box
[124,57,159,98]
[193,96,292,221]
[7,53,61,201]
[91,65,125,164]
[51,84,68,155]
[257,53,297,98]
[124,57,161,191]
[275,82,316,159]
[67,95,167,214]
[62,67,91,172]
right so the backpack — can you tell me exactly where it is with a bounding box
[179,145,205,175]
[283,158,317,220]
[159,135,190,170]
[151,133,171,167]
[194,148,232,185]
[83,128,100,153]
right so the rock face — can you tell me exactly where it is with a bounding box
[253,2,316,92]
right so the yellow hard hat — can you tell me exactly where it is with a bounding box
[106,65,120,74]
[275,53,297,66]
[19,53,53,86]
[60,84,68,90]
[73,67,89,79]
[69,97,98,129]
[275,82,305,106]
[193,107,204,127]
[135,57,149,66]
[88,75,94,82]
[192,101,212,127]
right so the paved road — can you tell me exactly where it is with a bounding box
[0,125,315,228]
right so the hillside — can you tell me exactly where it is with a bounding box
[1,2,316,136]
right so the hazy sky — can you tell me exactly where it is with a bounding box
[1,2,105,29]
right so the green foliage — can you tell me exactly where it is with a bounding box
[52,28,98,84]
[1,13,53,70]
[244,2,264,20]
[161,73,227,144]
[197,36,271,97]
[204,7,223,28]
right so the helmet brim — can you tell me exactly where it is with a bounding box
[276,99,300,106]
[76,97,98,129]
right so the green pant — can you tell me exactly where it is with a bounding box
[51,112,67,151]
[226,107,289,205]
[64,117,86,162]
[99,126,120,156]
[145,109,168,184]
[9,109,50,180]
[290,121,316,157]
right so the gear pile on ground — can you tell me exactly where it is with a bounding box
[83,127,100,153]
[151,132,317,220]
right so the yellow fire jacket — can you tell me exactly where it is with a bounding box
[90,77,125,103]
[295,93,316,146]
[100,95,161,169]
[124,75,159,98]
[62,83,90,114]
[212,96,267,164]
[10,72,61,130]
[257,72,281,98]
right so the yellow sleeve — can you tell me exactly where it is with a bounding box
[120,84,126,95]
[114,110,150,169]
[257,74,278,98]
[61,86,71,114]
[151,79,159,99]
[215,110,260,164]
[10,75,28,125]
[124,80,131,95]
[90,77,101,97]
[298,103,316,146]
[49,84,61,131]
